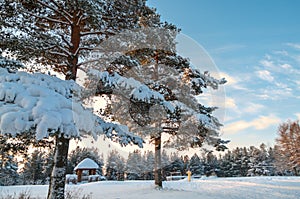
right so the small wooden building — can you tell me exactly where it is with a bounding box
[74,158,99,182]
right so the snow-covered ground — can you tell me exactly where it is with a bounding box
[1,176,300,199]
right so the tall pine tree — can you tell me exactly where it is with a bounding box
[1,1,153,197]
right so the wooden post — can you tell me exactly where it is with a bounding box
[77,170,82,182]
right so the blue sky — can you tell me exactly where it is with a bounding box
[147,0,300,149]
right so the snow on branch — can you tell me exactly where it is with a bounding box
[88,70,175,113]
[97,118,143,148]
[80,30,115,37]
[190,69,226,94]
[174,101,221,131]
[0,68,143,147]
[36,0,73,24]
[23,10,70,26]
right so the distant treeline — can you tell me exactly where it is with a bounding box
[0,142,297,186]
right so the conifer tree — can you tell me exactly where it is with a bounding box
[189,153,204,176]
[126,150,145,180]
[106,150,125,180]
[0,1,151,197]
[67,147,103,175]
[144,151,155,180]
[92,26,228,187]
[1,0,228,190]
[21,149,46,185]
[0,136,19,186]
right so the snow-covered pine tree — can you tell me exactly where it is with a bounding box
[229,147,249,177]
[43,148,55,184]
[247,145,272,176]
[266,146,276,176]
[0,67,143,198]
[0,135,19,186]
[161,149,170,179]
[273,145,292,175]
[218,150,234,177]
[0,56,24,72]
[189,153,204,176]
[164,153,185,176]
[89,27,228,187]
[67,147,103,175]
[203,151,219,176]
[144,151,155,180]
[106,149,125,181]
[126,150,145,180]
[21,149,47,185]
[72,0,228,187]
[0,1,154,197]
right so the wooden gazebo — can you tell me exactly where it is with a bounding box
[74,158,99,182]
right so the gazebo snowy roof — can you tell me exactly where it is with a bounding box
[74,158,99,170]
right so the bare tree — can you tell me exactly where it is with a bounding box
[276,120,300,175]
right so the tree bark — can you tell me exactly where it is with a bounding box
[47,17,79,199]
[154,135,162,187]
[153,52,163,188]
[47,136,70,199]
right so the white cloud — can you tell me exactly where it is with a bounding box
[275,82,292,91]
[219,72,238,86]
[251,115,281,130]
[223,120,252,135]
[296,113,300,121]
[223,114,281,135]
[256,87,293,100]
[280,63,292,69]
[218,71,250,91]
[292,55,300,68]
[273,50,289,56]
[260,59,274,68]
[225,97,238,110]
[243,103,265,114]
[212,44,246,54]
[256,70,274,82]
[286,42,300,50]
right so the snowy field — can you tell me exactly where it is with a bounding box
[1,176,300,199]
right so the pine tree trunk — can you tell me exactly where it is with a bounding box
[47,19,79,198]
[47,136,70,199]
[293,167,299,176]
[153,54,163,188]
[154,136,162,187]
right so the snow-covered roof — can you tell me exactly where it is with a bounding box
[74,158,99,170]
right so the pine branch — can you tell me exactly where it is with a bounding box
[49,51,69,58]
[59,34,72,48]
[80,31,115,37]
[23,10,70,26]
[48,0,73,21]
[56,45,72,57]
[77,58,106,69]
[76,14,84,26]
[37,0,72,25]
